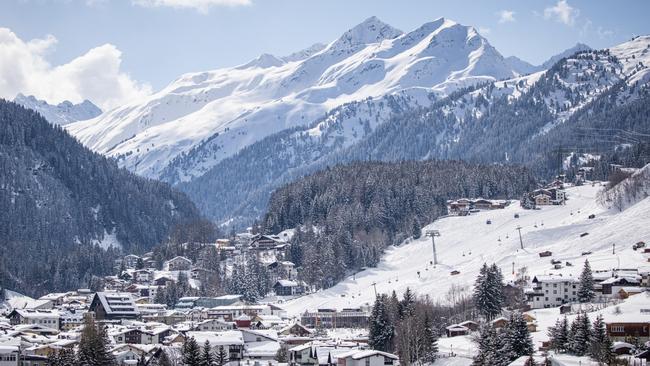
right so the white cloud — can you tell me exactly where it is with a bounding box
[0,27,150,111]
[497,10,516,23]
[544,0,579,26]
[133,0,251,13]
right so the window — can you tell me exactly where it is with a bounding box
[365,358,370,366]
[384,358,394,365]
[611,325,624,333]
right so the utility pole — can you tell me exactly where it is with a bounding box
[512,262,515,275]
[371,282,377,298]
[426,229,441,265]
[612,243,616,255]
[516,226,524,249]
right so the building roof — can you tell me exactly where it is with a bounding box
[93,292,139,316]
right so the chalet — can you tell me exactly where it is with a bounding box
[301,308,370,329]
[491,317,508,329]
[191,318,235,331]
[89,292,139,321]
[274,280,304,296]
[133,269,153,283]
[153,276,175,287]
[548,188,566,205]
[445,324,469,337]
[122,254,141,269]
[526,275,579,309]
[618,287,644,299]
[601,276,640,296]
[534,193,551,206]
[190,267,212,280]
[250,234,286,250]
[163,256,192,271]
[447,199,471,214]
[336,350,398,366]
[458,320,479,331]
[268,261,296,280]
[7,309,60,330]
[538,251,553,258]
[279,323,314,337]
[607,322,649,341]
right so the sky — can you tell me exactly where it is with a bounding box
[1,0,649,110]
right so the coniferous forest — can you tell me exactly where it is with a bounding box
[263,160,537,289]
[0,100,201,296]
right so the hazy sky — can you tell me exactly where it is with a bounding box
[1,0,649,109]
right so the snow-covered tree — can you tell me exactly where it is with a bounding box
[577,259,595,303]
[590,314,614,363]
[200,340,214,366]
[504,312,534,360]
[473,263,504,320]
[570,313,592,356]
[182,337,202,366]
[369,294,394,352]
[548,316,569,353]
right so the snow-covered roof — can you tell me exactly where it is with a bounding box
[186,331,244,346]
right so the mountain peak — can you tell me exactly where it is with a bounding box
[239,53,285,69]
[13,94,102,125]
[331,16,403,51]
[541,42,592,69]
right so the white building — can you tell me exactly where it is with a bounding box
[526,275,579,308]
[337,350,399,366]
[163,256,192,271]
[7,309,60,330]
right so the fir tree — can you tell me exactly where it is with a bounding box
[474,263,504,320]
[421,312,439,364]
[570,313,592,356]
[77,316,115,366]
[216,345,228,366]
[369,294,394,352]
[201,340,214,366]
[548,316,569,353]
[590,314,614,363]
[182,337,202,366]
[577,260,595,303]
[504,312,534,360]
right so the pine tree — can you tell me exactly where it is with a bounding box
[201,340,214,366]
[577,259,595,303]
[275,346,289,363]
[504,312,534,360]
[401,287,415,318]
[474,263,504,320]
[548,316,569,353]
[411,219,422,239]
[369,294,394,352]
[570,313,591,356]
[421,312,438,364]
[590,314,614,363]
[215,345,228,366]
[77,316,116,366]
[182,337,202,366]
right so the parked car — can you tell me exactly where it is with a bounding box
[588,214,596,219]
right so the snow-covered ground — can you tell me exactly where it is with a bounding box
[282,183,650,316]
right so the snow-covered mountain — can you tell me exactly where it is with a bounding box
[67,16,518,181]
[504,43,593,76]
[177,36,650,225]
[14,94,101,125]
[540,42,592,69]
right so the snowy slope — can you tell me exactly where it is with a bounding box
[66,17,517,181]
[14,93,101,125]
[280,182,650,316]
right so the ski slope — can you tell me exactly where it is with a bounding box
[281,183,650,316]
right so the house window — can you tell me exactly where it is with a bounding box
[611,325,624,333]
[384,358,394,365]
[365,358,370,366]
